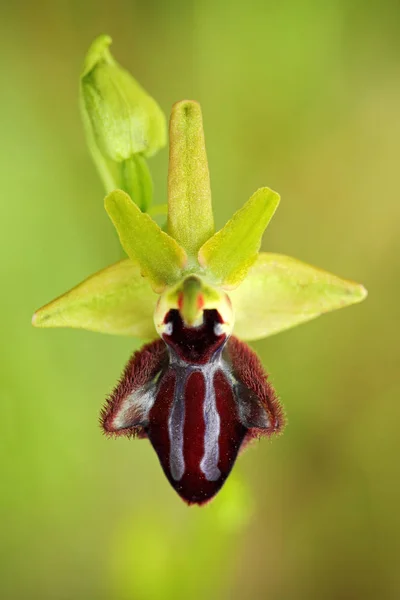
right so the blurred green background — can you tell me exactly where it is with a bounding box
[1,1,399,598]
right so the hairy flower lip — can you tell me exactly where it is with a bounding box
[100,331,284,505]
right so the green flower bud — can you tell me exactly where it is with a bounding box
[80,35,167,211]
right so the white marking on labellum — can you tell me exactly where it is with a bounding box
[166,351,226,483]
[214,323,225,336]
[168,372,186,481]
[164,322,173,335]
[200,367,221,482]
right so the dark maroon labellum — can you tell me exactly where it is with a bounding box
[101,309,285,505]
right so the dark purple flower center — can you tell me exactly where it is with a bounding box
[162,309,226,364]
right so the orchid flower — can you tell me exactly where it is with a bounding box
[32,36,367,505]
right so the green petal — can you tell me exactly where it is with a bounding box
[105,190,187,292]
[198,187,280,288]
[230,253,368,341]
[32,259,158,338]
[167,101,214,256]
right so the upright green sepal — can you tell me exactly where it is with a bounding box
[167,100,214,256]
[80,34,166,210]
[198,187,280,288]
[105,190,187,292]
[230,253,368,340]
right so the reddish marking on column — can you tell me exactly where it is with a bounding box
[177,292,183,310]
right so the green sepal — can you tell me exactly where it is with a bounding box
[105,190,187,293]
[230,252,368,341]
[32,259,158,338]
[198,187,280,288]
[167,100,214,256]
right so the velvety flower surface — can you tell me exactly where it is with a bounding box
[33,36,367,505]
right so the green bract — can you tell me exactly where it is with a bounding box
[33,36,367,341]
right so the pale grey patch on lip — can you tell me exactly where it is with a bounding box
[168,372,186,481]
[113,383,156,429]
[166,345,229,483]
[163,322,173,335]
[200,366,221,482]
[214,323,225,336]
[233,380,270,430]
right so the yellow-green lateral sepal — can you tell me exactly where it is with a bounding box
[198,187,280,288]
[230,253,368,341]
[105,190,187,292]
[32,259,158,338]
[167,101,214,256]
